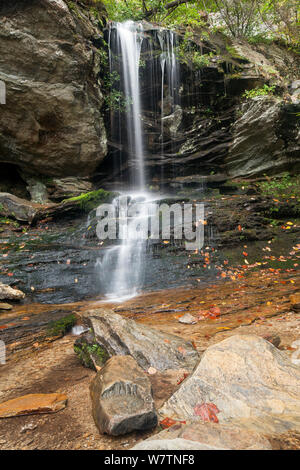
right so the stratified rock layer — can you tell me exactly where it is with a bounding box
[83,309,200,372]
[90,355,157,436]
[226,97,300,177]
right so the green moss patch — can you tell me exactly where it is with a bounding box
[63,189,115,212]
[74,339,109,370]
[48,314,77,337]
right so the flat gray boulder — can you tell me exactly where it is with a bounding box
[82,309,200,372]
[160,335,300,430]
[90,355,157,436]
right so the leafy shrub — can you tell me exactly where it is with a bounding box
[243,84,276,99]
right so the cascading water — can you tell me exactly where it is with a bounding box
[157,29,181,180]
[97,21,182,301]
[97,21,149,301]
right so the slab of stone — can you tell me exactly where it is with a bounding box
[0,282,25,301]
[0,303,12,310]
[90,355,157,436]
[160,335,300,431]
[132,421,272,450]
[0,393,67,418]
[83,309,200,372]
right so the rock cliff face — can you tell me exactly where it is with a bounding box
[226,97,300,177]
[0,3,299,194]
[0,0,107,178]
[102,25,300,186]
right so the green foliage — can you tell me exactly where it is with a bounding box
[176,32,216,69]
[66,1,83,19]
[74,341,109,369]
[95,47,109,68]
[102,0,299,47]
[103,0,145,21]
[63,189,114,211]
[243,84,276,99]
[48,314,77,337]
[104,89,133,112]
[0,217,19,228]
[259,174,300,199]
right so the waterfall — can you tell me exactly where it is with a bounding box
[117,21,145,189]
[97,21,181,301]
[158,29,181,178]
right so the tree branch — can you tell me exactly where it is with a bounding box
[144,0,196,19]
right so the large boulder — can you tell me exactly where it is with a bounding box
[132,421,272,450]
[90,355,157,436]
[82,309,200,372]
[0,0,107,178]
[226,97,300,177]
[160,335,300,430]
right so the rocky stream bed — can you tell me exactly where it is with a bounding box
[0,181,299,450]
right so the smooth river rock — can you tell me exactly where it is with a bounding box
[0,282,25,301]
[132,421,272,450]
[82,309,200,372]
[0,393,67,418]
[160,335,300,428]
[90,355,157,436]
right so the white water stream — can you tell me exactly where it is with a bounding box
[97,21,181,301]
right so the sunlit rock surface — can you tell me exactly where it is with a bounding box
[132,421,272,450]
[82,309,200,372]
[160,335,300,430]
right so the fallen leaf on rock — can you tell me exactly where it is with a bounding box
[160,417,186,429]
[194,403,220,423]
[177,372,189,385]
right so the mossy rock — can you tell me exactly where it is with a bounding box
[62,189,117,213]
[74,332,110,370]
[47,314,77,337]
